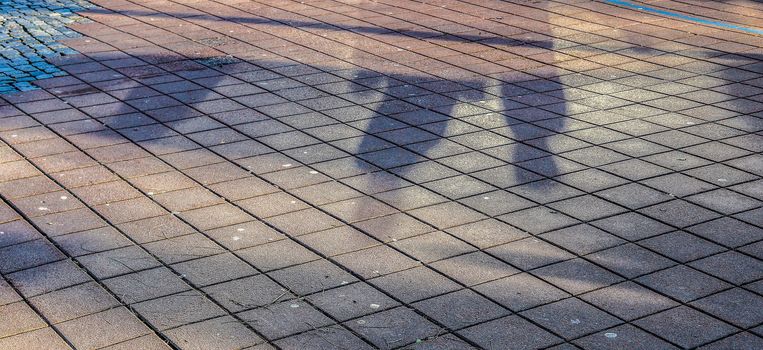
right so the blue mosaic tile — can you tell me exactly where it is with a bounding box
[0,0,95,93]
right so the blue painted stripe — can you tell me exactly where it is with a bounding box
[603,0,763,35]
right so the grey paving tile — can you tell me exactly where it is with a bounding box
[7,259,90,298]
[634,306,737,349]
[474,273,569,312]
[636,265,732,302]
[0,301,47,338]
[459,315,563,350]
[345,306,441,349]
[0,327,72,350]
[29,282,119,324]
[413,289,509,329]
[308,282,398,321]
[579,281,678,321]
[165,316,263,350]
[102,266,191,304]
[238,300,333,340]
[369,266,460,303]
[573,324,679,350]
[131,292,226,330]
[521,297,622,340]
[57,307,152,349]
[533,258,624,295]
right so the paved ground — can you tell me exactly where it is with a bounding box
[1,0,762,349]
[0,0,94,92]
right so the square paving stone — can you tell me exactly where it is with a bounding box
[165,316,263,350]
[369,266,460,303]
[579,281,678,321]
[547,195,627,222]
[422,175,496,199]
[0,301,46,338]
[203,275,294,312]
[238,300,333,340]
[595,183,672,210]
[29,282,119,324]
[131,292,226,330]
[307,282,399,321]
[76,245,162,279]
[322,196,397,222]
[498,206,580,234]
[697,332,763,350]
[144,233,226,264]
[333,245,420,278]
[237,239,320,272]
[687,217,763,247]
[521,297,622,340]
[642,173,717,197]
[470,164,543,188]
[274,325,372,350]
[268,259,358,296]
[533,258,624,295]
[587,243,675,278]
[266,208,344,236]
[345,306,441,349]
[57,307,152,349]
[445,219,529,249]
[599,159,671,181]
[688,251,763,285]
[458,190,534,216]
[0,327,71,350]
[7,259,90,297]
[634,306,737,349]
[636,265,731,302]
[554,168,629,193]
[236,192,310,218]
[509,179,584,204]
[116,214,195,244]
[540,224,625,255]
[486,237,575,271]
[0,238,65,274]
[391,231,475,263]
[413,289,510,330]
[459,315,563,350]
[685,163,758,186]
[178,204,251,231]
[171,252,257,287]
[408,333,477,349]
[735,207,763,227]
[408,202,487,230]
[0,278,21,306]
[473,273,569,312]
[374,185,449,211]
[686,189,761,215]
[297,226,378,257]
[430,251,519,286]
[353,213,435,242]
[573,324,679,350]
[93,197,167,224]
[205,221,284,251]
[103,266,191,304]
[52,227,132,257]
[640,231,725,262]
[691,288,763,328]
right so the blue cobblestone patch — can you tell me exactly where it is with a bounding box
[0,0,95,93]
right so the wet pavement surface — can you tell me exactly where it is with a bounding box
[0,0,762,349]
